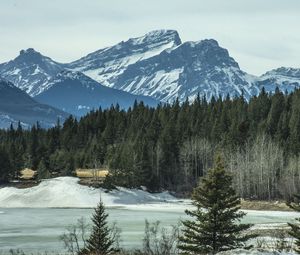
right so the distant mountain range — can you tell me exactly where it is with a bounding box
[0,29,300,126]
[0,78,67,129]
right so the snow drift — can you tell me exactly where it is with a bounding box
[0,177,187,209]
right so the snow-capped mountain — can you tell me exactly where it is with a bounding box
[68,30,181,87]
[0,78,68,129]
[112,39,260,102]
[67,30,300,102]
[35,70,159,116]
[0,48,63,96]
[258,67,300,94]
[1,29,300,106]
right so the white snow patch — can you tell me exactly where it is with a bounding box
[10,68,21,75]
[77,105,91,110]
[32,66,42,75]
[80,41,176,87]
[0,177,185,209]
[121,68,183,102]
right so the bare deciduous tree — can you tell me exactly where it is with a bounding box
[142,220,180,255]
[60,217,121,255]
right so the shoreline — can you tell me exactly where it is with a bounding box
[0,179,293,212]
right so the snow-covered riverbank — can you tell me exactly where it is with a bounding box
[0,176,299,229]
[0,177,299,254]
[0,177,189,209]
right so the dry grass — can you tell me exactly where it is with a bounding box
[19,168,37,180]
[241,199,291,211]
[76,168,109,178]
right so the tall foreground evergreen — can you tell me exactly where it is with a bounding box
[81,200,118,255]
[178,156,253,254]
[288,195,300,254]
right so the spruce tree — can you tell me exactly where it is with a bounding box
[288,194,300,254]
[82,200,118,255]
[37,159,50,179]
[0,148,11,183]
[178,156,253,255]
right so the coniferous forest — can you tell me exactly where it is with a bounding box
[1,87,300,200]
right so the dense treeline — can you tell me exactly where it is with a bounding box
[1,87,300,200]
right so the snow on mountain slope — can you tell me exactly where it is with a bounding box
[68,30,181,87]
[67,30,300,102]
[113,39,259,102]
[35,70,160,116]
[0,48,63,96]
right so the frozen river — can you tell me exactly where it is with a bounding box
[0,207,299,253]
[0,207,185,253]
[0,177,299,253]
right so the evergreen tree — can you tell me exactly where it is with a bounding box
[82,200,118,255]
[288,194,300,254]
[178,156,253,255]
[0,148,11,183]
[289,90,300,154]
[266,87,284,137]
[37,159,50,179]
[29,125,39,170]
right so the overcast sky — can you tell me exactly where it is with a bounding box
[0,0,299,75]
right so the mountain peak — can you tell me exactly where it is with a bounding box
[138,29,182,46]
[19,48,40,56]
[168,39,239,69]
[199,39,219,46]
[119,29,181,49]
[18,48,47,61]
[15,48,45,63]
[68,29,182,86]
[263,67,300,78]
[0,49,63,96]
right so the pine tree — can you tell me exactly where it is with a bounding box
[0,148,11,183]
[288,194,300,254]
[29,125,39,170]
[178,156,253,255]
[38,159,50,179]
[289,90,300,154]
[82,200,118,255]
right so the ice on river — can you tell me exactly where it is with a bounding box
[217,249,295,255]
[0,177,300,254]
